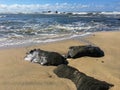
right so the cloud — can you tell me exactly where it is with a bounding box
[0,3,90,13]
[0,2,120,13]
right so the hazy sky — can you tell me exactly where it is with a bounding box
[0,0,120,13]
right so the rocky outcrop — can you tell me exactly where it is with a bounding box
[24,49,68,66]
[66,45,104,59]
[54,64,113,90]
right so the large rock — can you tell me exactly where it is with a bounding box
[66,45,104,59]
[24,49,68,66]
[54,65,113,90]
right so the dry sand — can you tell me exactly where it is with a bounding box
[0,31,120,90]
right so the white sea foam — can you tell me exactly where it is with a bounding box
[0,15,6,18]
[0,14,119,49]
[0,25,6,29]
[0,32,92,49]
[7,33,24,38]
[100,12,120,15]
[48,23,93,33]
[0,38,7,41]
[73,12,120,15]
[72,12,88,15]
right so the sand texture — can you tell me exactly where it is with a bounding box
[0,31,120,90]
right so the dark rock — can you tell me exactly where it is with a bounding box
[24,49,68,66]
[48,11,51,13]
[55,11,58,14]
[117,18,120,20]
[54,65,113,90]
[66,45,104,59]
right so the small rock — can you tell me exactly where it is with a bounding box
[101,61,104,63]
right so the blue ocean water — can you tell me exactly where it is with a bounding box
[0,13,120,48]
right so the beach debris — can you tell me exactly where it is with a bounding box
[54,64,113,90]
[66,45,104,59]
[24,49,68,66]
[101,61,104,63]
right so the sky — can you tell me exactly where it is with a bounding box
[0,0,120,13]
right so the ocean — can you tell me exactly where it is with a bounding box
[0,13,120,48]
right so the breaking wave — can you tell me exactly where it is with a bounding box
[0,14,120,48]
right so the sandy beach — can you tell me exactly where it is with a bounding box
[0,31,120,90]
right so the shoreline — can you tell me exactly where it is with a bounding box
[0,32,92,50]
[1,30,119,50]
[0,31,120,90]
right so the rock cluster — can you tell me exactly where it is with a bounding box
[24,45,113,90]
